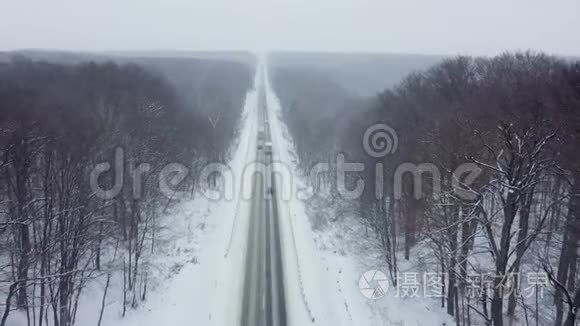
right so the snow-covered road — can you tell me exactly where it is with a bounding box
[240,66,286,326]
[67,55,454,326]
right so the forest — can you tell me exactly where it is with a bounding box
[270,52,580,326]
[0,54,254,326]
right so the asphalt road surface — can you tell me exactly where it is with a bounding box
[240,73,287,326]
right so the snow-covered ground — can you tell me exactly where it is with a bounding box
[95,62,261,326]
[264,58,353,326]
[5,62,261,326]
[263,56,456,326]
[6,56,456,326]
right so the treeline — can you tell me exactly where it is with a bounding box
[0,57,253,326]
[129,57,255,162]
[270,52,580,326]
[269,66,360,169]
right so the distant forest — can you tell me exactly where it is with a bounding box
[269,51,443,96]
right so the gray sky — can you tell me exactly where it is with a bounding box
[1,0,578,56]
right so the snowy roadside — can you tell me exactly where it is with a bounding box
[264,58,456,326]
[264,59,353,326]
[305,196,457,326]
[96,63,261,326]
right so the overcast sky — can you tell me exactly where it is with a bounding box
[1,0,578,56]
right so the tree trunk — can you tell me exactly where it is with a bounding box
[16,223,31,309]
[491,284,504,326]
[1,283,17,326]
[555,175,580,326]
[404,200,415,260]
[564,287,580,326]
[507,188,534,317]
